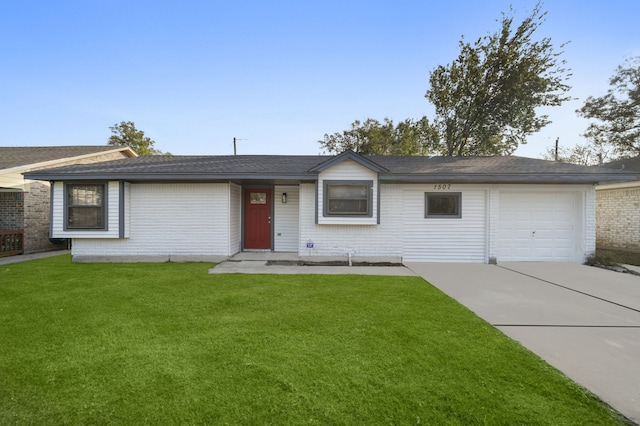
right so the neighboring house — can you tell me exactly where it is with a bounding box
[597,156,640,251]
[0,146,137,256]
[24,151,636,263]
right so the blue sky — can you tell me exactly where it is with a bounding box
[1,0,638,158]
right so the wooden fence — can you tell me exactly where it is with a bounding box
[0,230,24,257]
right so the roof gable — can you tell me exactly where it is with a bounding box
[0,146,137,173]
[309,150,388,173]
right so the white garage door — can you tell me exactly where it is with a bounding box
[498,192,579,262]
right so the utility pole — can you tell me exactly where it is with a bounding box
[233,137,246,155]
[555,137,559,161]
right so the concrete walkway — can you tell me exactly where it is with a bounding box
[209,252,417,276]
[0,250,69,265]
[405,262,640,424]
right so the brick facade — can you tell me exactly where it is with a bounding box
[23,181,61,252]
[596,187,640,251]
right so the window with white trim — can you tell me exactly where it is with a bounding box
[425,192,461,218]
[324,180,373,217]
[66,184,106,229]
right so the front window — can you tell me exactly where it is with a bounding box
[66,184,106,229]
[324,181,372,216]
[425,193,461,218]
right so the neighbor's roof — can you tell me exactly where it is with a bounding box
[23,152,638,184]
[602,156,640,172]
[0,145,137,173]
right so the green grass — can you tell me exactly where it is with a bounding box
[0,256,628,425]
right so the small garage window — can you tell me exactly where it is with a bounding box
[425,192,461,218]
[324,180,373,217]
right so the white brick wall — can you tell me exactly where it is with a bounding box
[299,183,402,257]
[585,187,597,256]
[487,187,499,263]
[229,183,241,255]
[274,185,299,252]
[72,183,231,257]
[402,185,487,262]
[59,178,597,263]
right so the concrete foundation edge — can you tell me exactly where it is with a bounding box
[72,255,228,263]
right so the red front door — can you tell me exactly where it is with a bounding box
[244,188,272,249]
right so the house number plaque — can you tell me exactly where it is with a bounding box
[433,184,452,190]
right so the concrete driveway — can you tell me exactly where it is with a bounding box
[405,262,640,424]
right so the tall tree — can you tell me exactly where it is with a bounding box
[426,2,571,156]
[577,56,640,159]
[319,117,438,155]
[108,121,168,156]
[318,3,571,157]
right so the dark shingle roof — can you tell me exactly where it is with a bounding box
[0,146,135,171]
[23,153,637,184]
[602,156,640,172]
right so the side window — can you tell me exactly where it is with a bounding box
[324,181,372,217]
[66,184,106,229]
[425,192,461,218]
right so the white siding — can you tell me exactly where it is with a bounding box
[274,185,299,252]
[51,181,121,239]
[317,159,378,225]
[123,182,131,238]
[229,183,241,255]
[72,183,231,257]
[299,183,403,257]
[402,186,487,262]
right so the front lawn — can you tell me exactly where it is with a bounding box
[0,256,628,425]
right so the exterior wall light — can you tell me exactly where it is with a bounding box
[282,192,287,203]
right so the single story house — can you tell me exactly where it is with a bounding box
[1,145,136,256]
[24,151,636,263]
[596,156,640,251]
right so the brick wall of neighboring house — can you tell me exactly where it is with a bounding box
[22,150,131,253]
[23,181,58,252]
[0,192,24,230]
[596,186,640,251]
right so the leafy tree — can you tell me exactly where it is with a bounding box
[319,117,438,155]
[577,56,640,159]
[108,121,169,156]
[320,3,571,157]
[426,2,571,156]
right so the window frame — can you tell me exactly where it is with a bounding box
[64,183,108,230]
[323,180,373,217]
[425,192,462,219]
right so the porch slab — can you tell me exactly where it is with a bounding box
[210,253,412,275]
